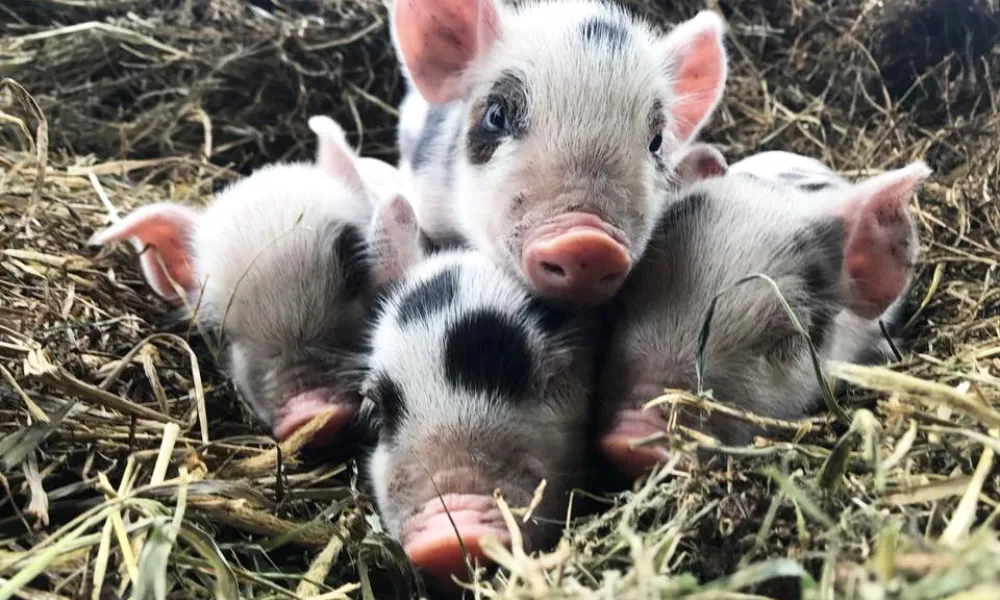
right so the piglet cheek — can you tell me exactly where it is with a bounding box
[598,408,672,481]
[272,388,359,445]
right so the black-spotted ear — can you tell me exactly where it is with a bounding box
[671,142,728,186]
[368,194,424,286]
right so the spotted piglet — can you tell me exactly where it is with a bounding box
[358,222,600,584]
[90,116,409,445]
[392,0,729,304]
[598,146,931,479]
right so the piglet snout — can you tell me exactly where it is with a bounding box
[521,213,631,305]
[598,408,672,480]
[272,388,357,444]
[401,493,514,584]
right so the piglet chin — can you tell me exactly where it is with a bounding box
[272,388,357,445]
[599,408,672,481]
[400,494,515,585]
[521,212,631,305]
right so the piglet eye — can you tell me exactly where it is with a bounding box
[483,102,508,134]
[649,133,663,153]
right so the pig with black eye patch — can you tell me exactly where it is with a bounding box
[89,116,414,446]
[391,0,729,305]
[356,211,600,585]
[597,145,931,479]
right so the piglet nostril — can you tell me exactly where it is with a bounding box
[541,261,565,277]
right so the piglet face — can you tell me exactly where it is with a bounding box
[392,0,729,305]
[362,251,596,585]
[599,162,930,479]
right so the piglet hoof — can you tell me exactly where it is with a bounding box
[272,388,359,447]
[401,494,514,586]
[598,408,672,481]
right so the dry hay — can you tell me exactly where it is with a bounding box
[1,0,999,598]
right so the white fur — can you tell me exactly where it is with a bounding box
[363,249,594,541]
[395,1,729,287]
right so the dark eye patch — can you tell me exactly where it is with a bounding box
[444,308,533,401]
[333,224,371,299]
[367,371,407,438]
[467,70,529,165]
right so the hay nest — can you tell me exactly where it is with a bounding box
[1,0,999,597]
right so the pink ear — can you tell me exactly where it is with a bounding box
[672,142,727,186]
[88,203,200,304]
[392,0,500,104]
[308,116,367,197]
[660,11,728,144]
[840,162,931,319]
[368,194,423,286]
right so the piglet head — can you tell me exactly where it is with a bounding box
[361,246,596,587]
[393,0,729,304]
[89,116,408,447]
[597,161,930,480]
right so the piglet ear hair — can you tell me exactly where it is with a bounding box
[87,203,201,304]
[840,161,932,319]
[368,193,424,287]
[671,142,728,186]
[659,10,729,145]
[308,115,367,196]
[391,0,501,104]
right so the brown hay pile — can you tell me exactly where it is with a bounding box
[2,0,999,598]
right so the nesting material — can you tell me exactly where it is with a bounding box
[1,0,999,597]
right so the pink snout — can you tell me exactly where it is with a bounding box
[598,408,672,481]
[272,388,357,446]
[521,213,631,305]
[400,494,514,586]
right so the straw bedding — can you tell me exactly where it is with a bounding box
[1,0,998,597]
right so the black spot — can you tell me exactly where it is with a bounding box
[467,71,529,165]
[581,16,630,50]
[523,296,571,335]
[653,191,709,237]
[334,224,371,299]
[444,125,459,185]
[799,181,833,192]
[411,104,453,171]
[783,219,845,271]
[369,372,406,437]
[444,309,533,400]
[396,268,459,326]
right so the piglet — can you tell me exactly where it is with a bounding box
[392,0,729,304]
[358,210,600,585]
[598,146,930,479]
[89,116,405,445]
